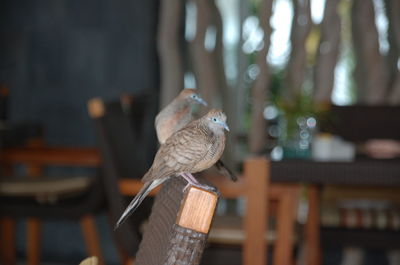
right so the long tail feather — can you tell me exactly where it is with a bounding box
[114,178,165,230]
[215,159,237,182]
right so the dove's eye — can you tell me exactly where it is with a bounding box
[213,118,217,122]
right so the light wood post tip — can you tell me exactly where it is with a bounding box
[88,98,105,118]
[177,186,219,234]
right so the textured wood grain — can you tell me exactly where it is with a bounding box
[177,186,218,233]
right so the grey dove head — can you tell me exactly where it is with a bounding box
[204,109,230,132]
[178,89,207,106]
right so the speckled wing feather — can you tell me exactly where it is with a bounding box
[142,122,213,183]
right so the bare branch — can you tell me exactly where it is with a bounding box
[313,0,341,104]
[190,0,220,107]
[283,0,312,102]
[385,0,400,104]
[158,0,184,108]
[249,0,274,154]
[351,0,388,105]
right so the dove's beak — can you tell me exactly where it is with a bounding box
[222,122,230,132]
[196,97,208,106]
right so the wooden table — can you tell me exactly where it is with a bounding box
[270,158,400,265]
[270,158,400,186]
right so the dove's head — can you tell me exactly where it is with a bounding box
[205,109,230,132]
[179,89,207,106]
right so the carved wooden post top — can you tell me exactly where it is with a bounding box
[176,186,219,234]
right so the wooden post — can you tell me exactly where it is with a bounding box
[274,188,297,265]
[177,186,219,234]
[304,186,321,265]
[27,218,41,265]
[0,217,16,265]
[249,0,274,154]
[25,138,44,265]
[243,157,269,265]
[80,215,104,265]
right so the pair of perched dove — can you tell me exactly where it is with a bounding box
[115,89,235,229]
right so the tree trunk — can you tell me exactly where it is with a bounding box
[190,0,220,108]
[157,0,184,108]
[351,0,388,105]
[249,0,274,154]
[209,0,239,166]
[385,0,400,104]
[283,0,312,102]
[313,0,341,104]
[210,0,227,110]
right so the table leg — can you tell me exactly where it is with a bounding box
[0,217,16,265]
[304,186,321,265]
[27,218,41,265]
[274,190,296,265]
[243,158,269,265]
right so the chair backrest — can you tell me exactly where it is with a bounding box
[94,96,157,179]
[120,93,158,173]
[87,96,157,256]
[0,84,8,121]
[134,177,218,265]
[321,105,400,141]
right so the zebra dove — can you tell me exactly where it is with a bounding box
[156,89,237,181]
[155,89,207,145]
[115,109,229,229]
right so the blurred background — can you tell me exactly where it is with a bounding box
[0,0,400,264]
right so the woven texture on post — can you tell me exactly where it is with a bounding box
[163,224,207,265]
[134,177,211,265]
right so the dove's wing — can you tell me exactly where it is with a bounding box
[142,123,212,183]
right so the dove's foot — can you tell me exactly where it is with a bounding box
[181,173,218,193]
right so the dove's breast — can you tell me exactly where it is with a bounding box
[192,132,226,173]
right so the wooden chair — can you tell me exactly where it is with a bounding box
[202,157,320,265]
[0,147,105,265]
[87,96,158,264]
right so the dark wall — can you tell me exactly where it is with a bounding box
[0,0,160,146]
[0,1,159,264]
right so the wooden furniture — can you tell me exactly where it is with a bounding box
[0,147,104,265]
[320,105,400,142]
[270,157,400,261]
[204,158,319,265]
[119,157,317,265]
[88,96,158,265]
